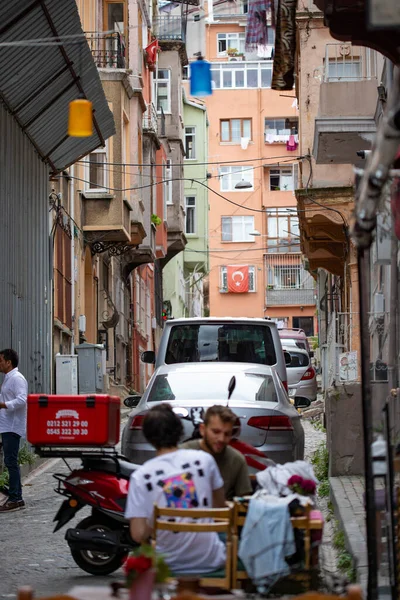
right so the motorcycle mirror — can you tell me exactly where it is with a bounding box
[124,395,141,408]
[228,376,236,400]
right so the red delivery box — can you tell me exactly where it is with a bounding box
[27,394,120,447]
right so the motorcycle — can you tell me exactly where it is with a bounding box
[52,376,271,576]
[52,451,139,575]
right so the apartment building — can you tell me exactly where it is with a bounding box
[163,90,209,318]
[52,0,189,394]
[194,0,316,331]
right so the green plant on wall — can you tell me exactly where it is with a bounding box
[151,214,162,226]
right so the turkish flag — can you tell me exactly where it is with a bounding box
[227,265,249,293]
[145,40,159,65]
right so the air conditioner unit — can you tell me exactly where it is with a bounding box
[228,56,244,61]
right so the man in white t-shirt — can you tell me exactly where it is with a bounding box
[125,403,226,574]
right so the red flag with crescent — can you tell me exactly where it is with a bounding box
[227,265,249,293]
[145,40,159,65]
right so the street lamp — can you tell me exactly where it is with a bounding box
[235,179,253,190]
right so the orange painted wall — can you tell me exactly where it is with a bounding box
[203,32,300,318]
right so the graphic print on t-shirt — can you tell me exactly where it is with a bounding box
[161,472,199,508]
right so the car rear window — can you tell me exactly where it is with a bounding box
[286,351,309,368]
[165,324,277,366]
[147,372,278,403]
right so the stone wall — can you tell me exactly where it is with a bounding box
[325,381,389,476]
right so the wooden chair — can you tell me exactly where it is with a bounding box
[231,498,251,588]
[152,505,233,590]
[231,498,324,589]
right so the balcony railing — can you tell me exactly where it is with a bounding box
[323,43,377,82]
[86,32,126,69]
[143,103,158,134]
[154,17,186,42]
[266,288,315,306]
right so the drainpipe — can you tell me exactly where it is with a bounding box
[69,165,75,354]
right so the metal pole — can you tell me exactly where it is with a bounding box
[357,246,378,600]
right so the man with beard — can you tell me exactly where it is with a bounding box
[181,405,252,500]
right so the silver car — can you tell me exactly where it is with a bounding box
[121,362,305,467]
[283,345,318,403]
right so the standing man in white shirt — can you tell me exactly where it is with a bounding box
[0,349,28,513]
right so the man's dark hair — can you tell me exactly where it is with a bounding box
[0,349,19,368]
[142,403,183,450]
[203,404,237,426]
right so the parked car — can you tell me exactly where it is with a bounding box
[140,317,291,392]
[279,328,312,356]
[121,362,305,466]
[282,345,318,403]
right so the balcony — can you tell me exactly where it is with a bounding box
[313,44,378,164]
[86,32,126,69]
[82,192,132,243]
[154,17,186,43]
[266,288,315,306]
[143,103,158,134]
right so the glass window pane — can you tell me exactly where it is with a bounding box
[291,217,300,237]
[247,69,258,87]
[268,216,278,238]
[158,69,169,80]
[221,121,230,141]
[231,120,241,142]
[235,70,245,87]
[211,69,220,88]
[277,216,288,237]
[221,217,231,240]
[223,70,232,88]
[243,119,251,138]
[244,216,254,239]
[232,217,243,240]
[261,67,272,87]
[281,171,293,191]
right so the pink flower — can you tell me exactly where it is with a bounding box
[288,474,303,487]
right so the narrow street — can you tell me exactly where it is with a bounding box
[0,419,332,598]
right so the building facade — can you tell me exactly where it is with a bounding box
[196,0,316,331]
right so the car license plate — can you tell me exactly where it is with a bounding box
[288,388,296,397]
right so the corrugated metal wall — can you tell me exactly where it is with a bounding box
[0,104,51,392]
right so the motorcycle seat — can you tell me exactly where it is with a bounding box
[83,457,138,479]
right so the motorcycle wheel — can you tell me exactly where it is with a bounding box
[70,515,127,576]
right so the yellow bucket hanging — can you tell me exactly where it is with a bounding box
[68,98,93,137]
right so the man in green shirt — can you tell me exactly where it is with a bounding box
[181,405,252,500]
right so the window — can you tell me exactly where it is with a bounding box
[221,215,255,241]
[86,146,108,190]
[220,119,252,143]
[217,33,246,56]
[185,196,196,234]
[211,62,272,89]
[241,0,248,13]
[220,165,254,191]
[220,266,256,292]
[163,159,172,206]
[272,264,301,288]
[154,69,171,113]
[266,208,300,252]
[293,316,314,336]
[182,65,189,80]
[269,168,294,191]
[264,118,298,140]
[185,127,196,159]
[327,59,361,82]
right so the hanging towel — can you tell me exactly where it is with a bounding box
[241,137,250,150]
[286,134,298,151]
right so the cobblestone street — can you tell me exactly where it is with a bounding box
[0,418,336,597]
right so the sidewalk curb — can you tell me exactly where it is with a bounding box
[329,477,368,592]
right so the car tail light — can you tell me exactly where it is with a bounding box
[248,415,293,431]
[282,380,288,393]
[130,415,145,430]
[301,367,315,381]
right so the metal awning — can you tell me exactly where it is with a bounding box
[0,0,116,173]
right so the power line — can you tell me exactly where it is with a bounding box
[76,155,304,169]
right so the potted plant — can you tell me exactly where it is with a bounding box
[151,214,162,226]
[227,47,238,56]
[124,545,170,600]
